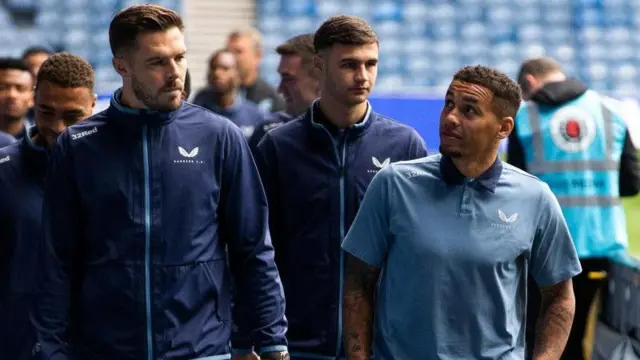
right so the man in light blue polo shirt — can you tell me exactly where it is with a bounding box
[341,65,582,360]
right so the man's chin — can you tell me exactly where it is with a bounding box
[439,145,462,158]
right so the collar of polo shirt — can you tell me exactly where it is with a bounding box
[439,155,503,192]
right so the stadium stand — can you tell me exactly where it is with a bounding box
[256,0,640,100]
[0,0,181,95]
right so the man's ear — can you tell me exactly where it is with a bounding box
[497,116,514,140]
[112,56,132,78]
[313,53,324,72]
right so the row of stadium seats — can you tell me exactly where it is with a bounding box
[257,0,640,99]
[3,0,640,98]
[0,0,180,94]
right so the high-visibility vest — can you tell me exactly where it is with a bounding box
[515,90,628,259]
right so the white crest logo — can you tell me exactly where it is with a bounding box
[498,210,519,223]
[372,157,390,169]
[178,146,199,158]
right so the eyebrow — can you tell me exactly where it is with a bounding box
[339,57,378,63]
[39,104,84,113]
[462,96,479,104]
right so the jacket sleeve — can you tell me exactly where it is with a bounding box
[507,123,528,172]
[406,129,428,159]
[253,133,285,266]
[620,129,640,197]
[31,132,82,360]
[219,125,287,355]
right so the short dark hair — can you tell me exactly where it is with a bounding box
[277,34,315,60]
[314,15,378,52]
[517,57,563,95]
[36,52,95,91]
[453,65,522,119]
[22,46,52,59]
[109,4,184,56]
[0,57,31,74]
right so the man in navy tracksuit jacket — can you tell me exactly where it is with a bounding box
[254,16,427,359]
[248,33,321,154]
[31,5,288,360]
[193,50,266,139]
[0,53,97,360]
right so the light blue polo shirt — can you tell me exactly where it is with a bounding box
[341,154,582,360]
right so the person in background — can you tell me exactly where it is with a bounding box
[193,29,285,114]
[31,5,288,360]
[253,15,426,359]
[182,68,191,100]
[342,65,581,360]
[0,58,33,139]
[21,46,52,76]
[21,47,52,126]
[248,33,320,153]
[227,28,285,112]
[509,57,640,360]
[0,52,96,360]
[194,49,266,139]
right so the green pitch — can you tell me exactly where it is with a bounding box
[624,194,640,258]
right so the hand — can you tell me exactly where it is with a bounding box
[232,351,260,360]
[260,351,290,360]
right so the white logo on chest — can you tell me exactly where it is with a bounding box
[0,155,9,164]
[368,157,390,173]
[174,146,204,164]
[492,209,519,228]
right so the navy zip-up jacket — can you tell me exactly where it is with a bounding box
[0,131,16,147]
[193,94,266,139]
[254,102,427,359]
[248,111,293,155]
[0,127,47,360]
[32,93,288,360]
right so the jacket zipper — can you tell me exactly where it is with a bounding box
[319,127,348,358]
[142,125,153,360]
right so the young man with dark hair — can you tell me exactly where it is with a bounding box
[248,33,320,153]
[0,52,96,360]
[31,5,288,360]
[342,65,581,360]
[0,58,33,139]
[510,57,640,360]
[254,15,426,359]
[21,46,52,76]
[193,49,266,138]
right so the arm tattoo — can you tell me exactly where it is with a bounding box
[533,280,575,360]
[343,254,381,360]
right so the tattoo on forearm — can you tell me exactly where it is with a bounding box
[533,281,575,359]
[343,254,380,360]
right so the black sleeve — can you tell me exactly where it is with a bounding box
[619,130,640,197]
[507,123,528,172]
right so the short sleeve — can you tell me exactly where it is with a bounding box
[530,184,583,286]
[341,165,394,268]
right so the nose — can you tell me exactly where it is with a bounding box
[354,64,368,83]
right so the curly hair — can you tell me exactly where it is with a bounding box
[36,52,95,91]
[453,65,522,119]
[314,15,378,52]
